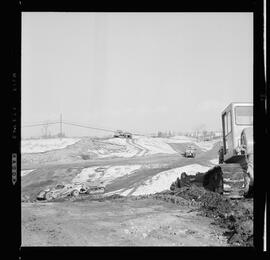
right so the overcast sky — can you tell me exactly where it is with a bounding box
[22,12,253,137]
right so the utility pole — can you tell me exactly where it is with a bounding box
[42,121,49,139]
[60,113,62,140]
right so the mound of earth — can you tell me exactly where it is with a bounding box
[146,184,253,247]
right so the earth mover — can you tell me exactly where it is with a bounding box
[113,130,132,139]
[113,130,124,138]
[203,102,254,198]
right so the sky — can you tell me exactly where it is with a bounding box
[22,12,253,138]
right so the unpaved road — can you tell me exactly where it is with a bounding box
[22,198,228,246]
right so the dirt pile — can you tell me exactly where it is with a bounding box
[215,199,253,246]
[169,184,253,247]
[173,185,206,201]
[198,191,233,217]
[165,172,254,247]
[140,179,253,247]
[193,188,253,247]
[137,192,200,207]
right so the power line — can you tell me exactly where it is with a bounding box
[62,121,115,133]
[22,117,147,137]
[63,121,146,136]
[64,120,116,132]
[22,122,59,128]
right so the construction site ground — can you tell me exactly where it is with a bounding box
[21,136,253,247]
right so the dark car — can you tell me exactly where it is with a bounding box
[184,146,196,158]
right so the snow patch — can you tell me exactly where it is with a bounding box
[193,140,220,151]
[120,188,135,196]
[210,158,219,165]
[72,165,141,186]
[104,189,125,196]
[21,138,80,153]
[89,138,139,158]
[130,164,210,196]
[88,135,219,158]
[135,137,177,155]
[21,169,35,177]
[164,136,197,143]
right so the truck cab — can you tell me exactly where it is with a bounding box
[220,102,253,163]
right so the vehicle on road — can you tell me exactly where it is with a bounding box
[183,146,196,158]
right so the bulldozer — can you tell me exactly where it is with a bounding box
[203,102,254,198]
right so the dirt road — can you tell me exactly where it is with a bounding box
[22,197,228,246]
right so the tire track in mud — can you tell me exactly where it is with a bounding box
[127,138,149,157]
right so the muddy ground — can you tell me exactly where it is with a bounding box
[22,187,253,247]
[22,197,228,246]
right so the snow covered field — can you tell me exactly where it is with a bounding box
[129,164,210,196]
[102,164,211,196]
[89,136,220,158]
[21,135,219,156]
[72,165,141,186]
[193,140,220,152]
[135,137,176,155]
[21,169,35,177]
[21,138,80,153]
[88,138,139,158]
[209,158,219,165]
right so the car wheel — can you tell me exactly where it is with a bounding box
[45,192,53,201]
[72,190,79,197]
